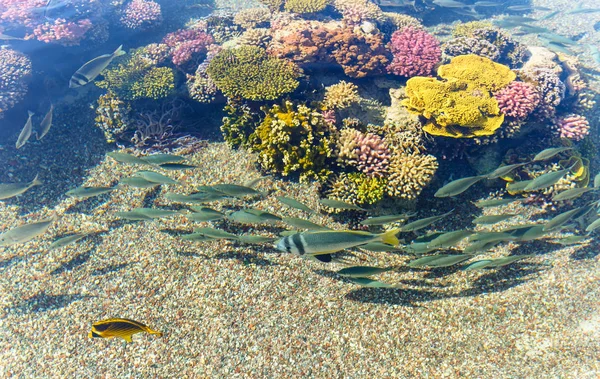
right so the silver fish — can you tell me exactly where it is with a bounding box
[193,227,239,240]
[48,232,90,250]
[426,230,474,249]
[276,196,314,213]
[588,44,600,65]
[209,184,263,197]
[473,198,522,208]
[0,174,42,200]
[134,171,179,185]
[119,176,160,188]
[281,217,329,230]
[107,152,152,165]
[158,163,198,170]
[472,214,517,225]
[337,266,393,278]
[347,277,393,288]
[433,0,467,8]
[408,254,473,268]
[0,32,24,40]
[0,214,57,246]
[65,186,114,198]
[540,10,561,20]
[552,187,595,201]
[532,147,573,162]
[543,207,584,232]
[237,235,274,244]
[524,167,572,192]
[229,209,281,224]
[434,176,484,197]
[566,7,600,14]
[141,154,185,165]
[360,213,415,226]
[585,218,600,233]
[16,111,34,149]
[485,163,527,179]
[399,210,454,232]
[69,45,126,88]
[188,207,225,222]
[37,104,54,140]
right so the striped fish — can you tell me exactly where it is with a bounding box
[69,45,125,88]
[89,318,162,343]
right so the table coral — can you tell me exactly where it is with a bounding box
[207,46,300,101]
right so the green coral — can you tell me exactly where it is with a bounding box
[284,0,328,13]
[94,93,131,143]
[221,100,262,148]
[452,21,493,38]
[326,172,387,207]
[206,46,300,101]
[95,49,175,100]
[250,100,336,182]
[402,55,515,138]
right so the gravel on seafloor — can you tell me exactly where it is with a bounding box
[0,142,598,378]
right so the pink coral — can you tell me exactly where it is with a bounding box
[387,27,441,78]
[31,18,92,45]
[338,129,390,176]
[555,114,590,141]
[163,29,214,69]
[494,81,540,120]
[0,48,32,119]
[120,0,162,30]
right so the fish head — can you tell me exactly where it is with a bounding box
[275,235,301,255]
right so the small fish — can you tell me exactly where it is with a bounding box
[16,111,34,149]
[181,233,218,242]
[89,318,162,343]
[399,210,453,232]
[65,186,114,199]
[114,211,153,221]
[426,230,474,249]
[337,265,393,278]
[433,0,467,8]
[462,240,500,254]
[70,45,126,88]
[346,277,393,288]
[408,254,473,268]
[404,242,438,255]
[0,32,24,40]
[468,231,517,244]
[275,229,400,256]
[107,152,152,165]
[281,217,329,230]
[243,175,270,188]
[360,213,415,226]
[193,227,239,240]
[434,176,484,198]
[485,163,527,179]
[566,7,600,14]
[126,208,178,219]
[502,16,538,23]
[237,235,274,244]
[359,242,403,252]
[319,198,365,211]
[0,174,42,200]
[473,198,522,208]
[229,209,281,224]
[276,196,314,213]
[532,147,573,162]
[552,187,595,201]
[472,214,517,225]
[506,180,532,195]
[188,207,225,222]
[506,5,533,11]
[158,163,198,170]
[209,184,263,197]
[540,10,560,20]
[164,192,227,204]
[134,171,179,185]
[473,1,501,7]
[554,235,589,245]
[539,33,577,46]
[463,255,532,270]
[585,218,600,233]
[48,232,90,250]
[524,167,572,192]
[545,42,573,55]
[119,176,160,188]
[37,104,54,140]
[518,225,547,241]
[141,153,185,165]
[0,214,57,246]
[543,207,584,231]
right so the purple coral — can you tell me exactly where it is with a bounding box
[387,27,441,78]
[0,47,32,119]
[163,28,214,69]
[120,0,162,30]
[555,114,590,141]
[494,81,540,120]
[520,67,565,119]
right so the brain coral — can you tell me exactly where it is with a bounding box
[207,46,300,101]
[250,101,337,182]
[387,152,438,200]
[403,55,515,138]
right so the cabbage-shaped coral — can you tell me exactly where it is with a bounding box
[250,101,337,182]
[323,81,360,110]
[387,152,438,200]
[333,0,384,25]
[326,172,388,206]
[284,0,328,14]
[207,46,300,101]
[403,55,515,138]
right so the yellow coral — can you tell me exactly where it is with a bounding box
[452,21,493,38]
[323,81,360,110]
[284,0,328,14]
[387,152,438,200]
[402,55,515,138]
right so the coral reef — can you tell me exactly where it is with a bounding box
[326,172,387,206]
[32,18,93,45]
[520,67,565,119]
[323,81,360,110]
[250,101,337,182]
[555,114,590,141]
[442,37,500,62]
[233,8,271,29]
[162,28,214,70]
[382,13,422,31]
[221,100,262,148]
[332,0,384,25]
[329,27,390,78]
[403,55,515,138]
[387,152,438,200]
[452,21,494,38]
[494,81,540,121]
[471,28,528,68]
[120,0,162,30]
[387,27,441,78]
[337,129,390,177]
[0,48,32,119]
[207,46,300,101]
[238,28,272,48]
[284,0,328,14]
[94,93,131,143]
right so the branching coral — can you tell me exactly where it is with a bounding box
[284,0,329,14]
[332,0,384,25]
[403,55,515,138]
[442,37,500,62]
[387,27,441,78]
[555,114,590,141]
[221,100,262,148]
[326,172,388,206]
[494,81,540,120]
[238,28,272,48]
[233,7,271,29]
[207,46,300,101]
[250,101,337,182]
[94,92,131,143]
[387,152,438,200]
[337,129,390,176]
[120,0,162,30]
[520,67,565,119]
[162,28,214,70]
[323,81,360,110]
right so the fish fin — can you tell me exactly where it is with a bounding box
[28,110,34,117]
[380,228,400,246]
[113,45,126,57]
[31,174,42,187]
[148,329,163,336]
[122,334,133,343]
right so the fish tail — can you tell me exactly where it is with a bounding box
[31,174,42,187]
[380,228,400,246]
[113,45,126,57]
[28,110,34,117]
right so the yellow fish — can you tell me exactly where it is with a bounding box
[89,318,162,343]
